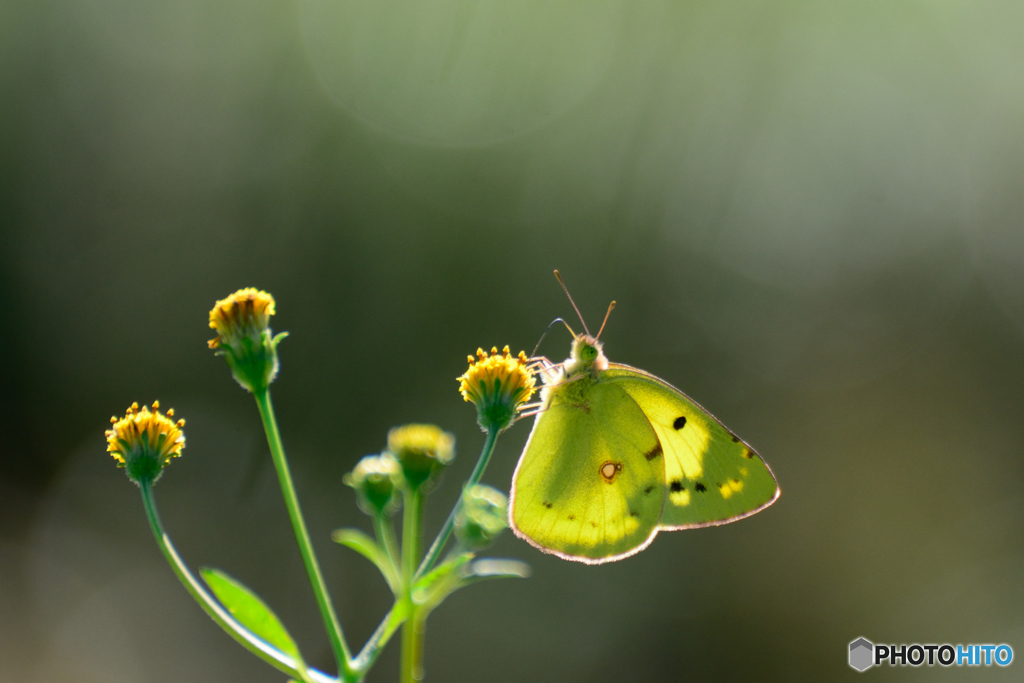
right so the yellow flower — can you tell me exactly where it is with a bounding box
[208,287,276,349]
[105,401,186,485]
[208,288,287,393]
[387,424,455,492]
[457,346,536,431]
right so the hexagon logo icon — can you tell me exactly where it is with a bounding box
[849,637,874,671]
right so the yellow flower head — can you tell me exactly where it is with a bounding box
[387,424,455,492]
[208,287,276,350]
[105,401,186,485]
[208,288,287,393]
[457,346,536,431]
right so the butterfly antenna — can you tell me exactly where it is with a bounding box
[595,300,616,341]
[553,269,590,337]
[531,317,575,358]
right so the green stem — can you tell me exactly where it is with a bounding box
[373,514,401,579]
[254,389,354,680]
[400,613,426,683]
[401,489,423,592]
[353,603,407,673]
[415,426,499,580]
[139,480,334,683]
[400,489,424,682]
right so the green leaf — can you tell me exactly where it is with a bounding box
[410,553,474,612]
[332,528,400,592]
[200,567,305,666]
[413,553,473,597]
[459,558,532,585]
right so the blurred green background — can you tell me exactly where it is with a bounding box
[2,0,1024,680]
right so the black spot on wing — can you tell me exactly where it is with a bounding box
[695,482,707,492]
[643,485,655,495]
[731,434,740,443]
[543,501,553,509]
[673,416,687,430]
[669,480,684,493]
[629,509,640,518]
[645,443,663,461]
[568,514,576,521]
[743,449,755,459]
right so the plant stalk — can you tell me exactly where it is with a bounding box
[373,514,401,577]
[353,603,407,673]
[415,426,499,580]
[400,488,424,682]
[400,613,427,683]
[139,480,333,683]
[255,389,354,681]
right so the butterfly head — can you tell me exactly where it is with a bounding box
[566,334,608,377]
[546,270,612,383]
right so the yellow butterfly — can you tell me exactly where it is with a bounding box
[509,272,780,563]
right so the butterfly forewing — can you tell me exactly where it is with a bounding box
[604,364,779,529]
[510,381,665,563]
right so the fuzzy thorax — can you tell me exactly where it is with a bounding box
[538,335,609,407]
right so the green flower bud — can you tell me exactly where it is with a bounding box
[455,485,508,551]
[387,424,455,492]
[344,453,401,517]
[208,288,287,393]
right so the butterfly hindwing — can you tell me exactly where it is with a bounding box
[604,364,779,529]
[510,380,665,563]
